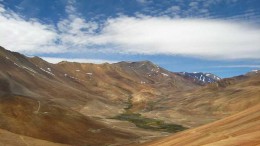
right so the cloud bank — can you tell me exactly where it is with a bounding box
[42,57,117,64]
[95,17,260,59]
[0,2,260,60]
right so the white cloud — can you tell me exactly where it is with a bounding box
[0,4,62,53]
[41,57,117,64]
[92,17,260,59]
[1,2,260,60]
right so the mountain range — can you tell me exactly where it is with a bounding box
[0,46,259,146]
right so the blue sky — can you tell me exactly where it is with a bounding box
[0,0,260,78]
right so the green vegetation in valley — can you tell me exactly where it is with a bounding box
[112,112,187,133]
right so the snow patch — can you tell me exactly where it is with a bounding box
[40,68,55,76]
[13,63,19,67]
[22,66,36,73]
[205,73,211,76]
[213,76,221,80]
[161,73,169,77]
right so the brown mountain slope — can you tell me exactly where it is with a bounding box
[138,103,260,146]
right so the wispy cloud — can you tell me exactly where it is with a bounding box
[158,0,241,18]
[215,65,260,68]
[136,0,152,5]
[189,2,199,8]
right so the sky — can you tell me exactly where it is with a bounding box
[0,0,260,78]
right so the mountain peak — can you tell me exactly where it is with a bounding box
[29,56,48,63]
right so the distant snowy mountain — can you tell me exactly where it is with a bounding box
[246,70,260,76]
[177,72,221,84]
[249,70,259,74]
